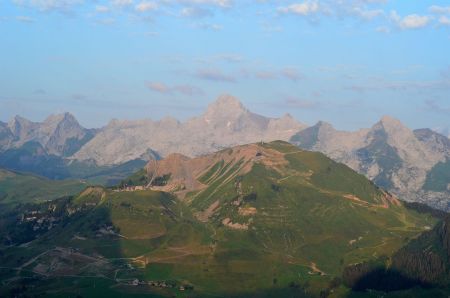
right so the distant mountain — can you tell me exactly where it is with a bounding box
[0,141,439,297]
[0,95,448,211]
[290,117,450,211]
[72,95,306,165]
[0,113,150,184]
[3,112,96,157]
[434,126,450,139]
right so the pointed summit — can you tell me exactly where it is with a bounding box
[280,113,294,120]
[204,94,248,117]
[8,115,31,126]
[44,112,78,126]
[371,115,411,138]
[41,112,83,138]
[7,115,35,136]
[379,115,402,128]
[315,120,335,131]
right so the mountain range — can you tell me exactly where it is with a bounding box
[290,118,450,211]
[0,95,449,211]
[72,95,305,165]
[0,112,96,157]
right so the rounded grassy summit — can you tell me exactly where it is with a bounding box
[115,140,436,296]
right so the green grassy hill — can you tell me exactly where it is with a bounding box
[180,141,437,295]
[0,168,87,206]
[0,141,445,297]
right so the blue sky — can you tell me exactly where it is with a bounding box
[0,0,449,131]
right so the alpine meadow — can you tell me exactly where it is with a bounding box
[1,1,449,297]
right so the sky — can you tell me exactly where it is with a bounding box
[0,0,449,131]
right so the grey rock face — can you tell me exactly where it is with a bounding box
[0,121,14,150]
[290,116,450,210]
[1,95,448,211]
[2,112,95,156]
[433,127,450,139]
[72,95,306,165]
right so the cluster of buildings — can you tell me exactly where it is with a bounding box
[128,279,193,291]
[115,185,146,192]
[21,210,58,231]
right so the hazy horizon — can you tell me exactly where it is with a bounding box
[1,0,449,131]
[1,94,448,133]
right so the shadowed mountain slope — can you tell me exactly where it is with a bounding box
[290,118,450,211]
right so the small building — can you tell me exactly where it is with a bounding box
[131,279,139,286]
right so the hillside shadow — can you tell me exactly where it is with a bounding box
[345,267,431,295]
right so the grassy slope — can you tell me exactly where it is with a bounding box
[0,168,87,206]
[0,188,215,297]
[179,141,437,296]
[0,142,442,297]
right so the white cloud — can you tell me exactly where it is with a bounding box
[178,0,232,8]
[13,0,83,11]
[146,82,203,96]
[376,26,390,33]
[181,7,213,18]
[391,11,431,29]
[112,0,133,7]
[278,1,320,16]
[439,16,450,26]
[95,5,110,13]
[281,67,303,81]
[284,96,321,109]
[196,68,235,82]
[195,22,223,30]
[255,71,277,80]
[429,5,450,14]
[147,82,171,93]
[351,7,384,20]
[16,15,35,22]
[215,54,243,63]
[135,1,158,12]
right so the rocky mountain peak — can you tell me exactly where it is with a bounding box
[311,121,336,136]
[44,112,75,122]
[281,113,293,119]
[414,128,450,156]
[43,112,80,130]
[41,112,84,136]
[7,115,35,136]
[8,115,31,127]
[370,115,411,139]
[433,127,450,139]
[269,113,304,130]
[378,115,404,129]
[204,95,248,120]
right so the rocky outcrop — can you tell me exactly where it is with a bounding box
[2,112,95,157]
[72,95,306,165]
[290,116,450,210]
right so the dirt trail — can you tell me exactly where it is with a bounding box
[308,262,326,276]
[16,250,51,275]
